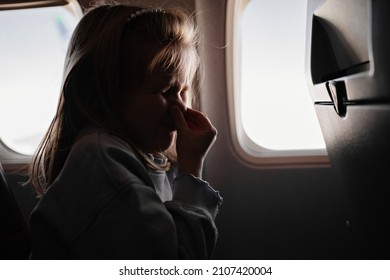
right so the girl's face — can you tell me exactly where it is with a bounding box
[120,70,188,153]
[118,36,190,153]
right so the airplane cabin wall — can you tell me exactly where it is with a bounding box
[197,0,349,259]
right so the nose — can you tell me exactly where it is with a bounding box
[167,90,187,113]
[169,96,187,114]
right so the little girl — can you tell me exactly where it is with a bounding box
[28,3,222,259]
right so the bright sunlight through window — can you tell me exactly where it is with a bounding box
[240,0,326,151]
[0,5,80,155]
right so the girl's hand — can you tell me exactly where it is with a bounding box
[170,105,217,178]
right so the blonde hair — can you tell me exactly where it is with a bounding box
[29,3,200,195]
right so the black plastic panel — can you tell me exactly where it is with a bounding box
[308,0,390,258]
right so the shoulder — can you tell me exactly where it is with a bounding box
[69,128,153,188]
[71,128,130,155]
[69,128,136,166]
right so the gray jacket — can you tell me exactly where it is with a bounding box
[29,129,222,259]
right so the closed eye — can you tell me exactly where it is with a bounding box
[158,89,172,97]
[157,84,189,103]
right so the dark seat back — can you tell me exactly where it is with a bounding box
[0,162,31,259]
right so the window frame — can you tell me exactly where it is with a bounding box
[225,0,329,166]
[0,0,82,165]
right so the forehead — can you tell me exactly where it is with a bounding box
[122,41,189,82]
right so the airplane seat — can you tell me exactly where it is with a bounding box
[307,0,390,258]
[0,162,31,259]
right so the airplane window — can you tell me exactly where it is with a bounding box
[0,5,81,155]
[227,0,327,163]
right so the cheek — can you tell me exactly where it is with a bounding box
[121,95,167,127]
[118,96,142,128]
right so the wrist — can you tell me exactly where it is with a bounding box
[177,160,203,178]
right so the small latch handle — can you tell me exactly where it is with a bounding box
[325,80,347,116]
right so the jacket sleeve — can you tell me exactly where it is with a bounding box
[166,174,223,259]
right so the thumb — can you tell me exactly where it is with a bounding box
[170,105,188,132]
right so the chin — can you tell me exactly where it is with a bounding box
[148,132,176,153]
